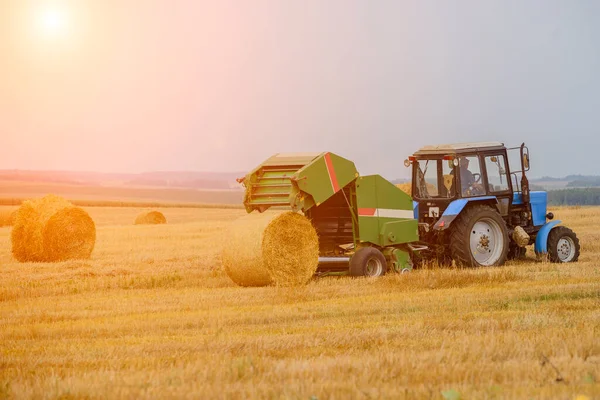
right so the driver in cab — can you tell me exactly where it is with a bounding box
[458,157,483,196]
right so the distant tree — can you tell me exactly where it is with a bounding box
[566,177,600,188]
[548,188,600,205]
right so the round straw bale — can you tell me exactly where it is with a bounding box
[221,211,319,287]
[221,212,279,287]
[261,212,319,287]
[11,194,96,262]
[134,211,167,225]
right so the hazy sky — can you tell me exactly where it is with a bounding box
[1,0,599,179]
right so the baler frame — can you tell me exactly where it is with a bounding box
[239,152,422,277]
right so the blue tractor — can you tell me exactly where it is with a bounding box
[405,142,580,267]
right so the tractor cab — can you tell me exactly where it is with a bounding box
[406,142,520,224]
[404,142,580,267]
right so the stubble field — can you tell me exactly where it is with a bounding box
[0,205,599,399]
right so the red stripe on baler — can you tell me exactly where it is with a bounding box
[358,208,376,216]
[324,152,340,192]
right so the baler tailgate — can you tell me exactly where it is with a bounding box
[242,153,323,212]
[241,152,359,214]
[247,165,305,207]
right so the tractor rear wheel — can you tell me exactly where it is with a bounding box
[547,226,580,263]
[449,205,509,267]
[350,247,388,277]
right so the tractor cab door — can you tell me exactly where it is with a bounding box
[453,153,512,217]
[412,158,458,223]
[480,152,513,216]
[507,144,531,202]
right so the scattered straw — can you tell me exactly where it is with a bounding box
[11,194,96,262]
[134,211,167,225]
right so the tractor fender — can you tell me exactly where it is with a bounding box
[534,220,562,254]
[433,196,498,231]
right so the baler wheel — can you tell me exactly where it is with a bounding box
[350,247,388,277]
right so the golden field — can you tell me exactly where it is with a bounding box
[0,205,598,399]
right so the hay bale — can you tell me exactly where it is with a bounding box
[0,209,17,227]
[221,212,277,287]
[222,211,319,287]
[11,194,96,262]
[262,212,319,287]
[134,211,167,225]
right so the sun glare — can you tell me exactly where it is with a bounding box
[38,8,68,37]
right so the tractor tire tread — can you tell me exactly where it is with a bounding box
[547,226,580,263]
[449,204,509,267]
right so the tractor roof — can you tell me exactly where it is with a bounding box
[414,141,505,156]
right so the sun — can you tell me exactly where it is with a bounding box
[38,7,69,37]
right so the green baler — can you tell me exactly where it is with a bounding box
[239,152,423,277]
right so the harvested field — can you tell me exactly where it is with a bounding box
[396,182,412,194]
[0,208,17,227]
[0,205,598,399]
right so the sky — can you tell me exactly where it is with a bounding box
[1,0,599,180]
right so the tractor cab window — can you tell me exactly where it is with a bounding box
[485,155,509,192]
[415,160,439,198]
[457,156,484,197]
[442,159,456,197]
[415,159,455,198]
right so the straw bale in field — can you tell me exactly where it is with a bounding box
[11,194,96,262]
[222,211,319,287]
[262,212,319,287]
[222,212,278,287]
[134,211,167,225]
[0,209,17,227]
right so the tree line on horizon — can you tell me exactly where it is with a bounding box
[547,188,600,206]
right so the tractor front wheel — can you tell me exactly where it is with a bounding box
[547,226,580,263]
[350,247,388,277]
[449,205,509,267]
